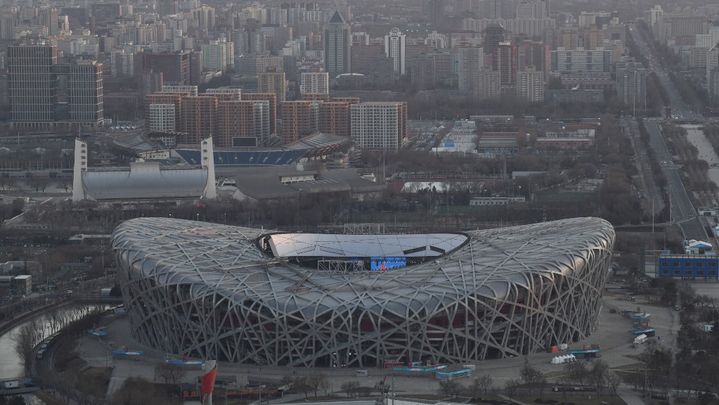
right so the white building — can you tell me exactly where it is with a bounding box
[384,27,406,76]
[205,87,242,100]
[350,102,407,151]
[551,47,612,73]
[148,104,176,132]
[300,72,330,95]
[516,69,545,102]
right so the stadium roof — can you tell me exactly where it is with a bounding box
[82,162,208,200]
[113,217,614,314]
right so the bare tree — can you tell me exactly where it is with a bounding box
[341,381,360,398]
[306,373,328,399]
[469,374,494,398]
[565,360,589,385]
[504,378,522,397]
[14,320,40,372]
[438,379,462,398]
[154,363,186,385]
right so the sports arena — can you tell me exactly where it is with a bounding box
[113,217,614,367]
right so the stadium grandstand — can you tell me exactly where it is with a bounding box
[114,217,614,367]
[175,133,350,167]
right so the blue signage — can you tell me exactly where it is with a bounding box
[370,257,407,271]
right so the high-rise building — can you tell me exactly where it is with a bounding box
[350,102,407,151]
[8,45,58,124]
[258,71,287,102]
[319,101,353,137]
[493,42,516,86]
[181,96,218,145]
[615,60,647,114]
[457,47,484,94]
[384,28,407,76]
[516,40,549,73]
[141,51,191,84]
[202,40,234,72]
[473,69,501,100]
[515,0,550,19]
[551,47,612,73]
[8,44,103,126]
[145,93,183,132]
[243,93,277,134]
[205,87,242,101]
[162,85,198,97]
[324,11,352,79]
[148,104,176,132]
[67,61,104,124]
[280,100,317,144]
[300,72,330,95]
[217,100,270,147]
[516,69,545,102]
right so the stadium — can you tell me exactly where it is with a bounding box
[113,217,614,367]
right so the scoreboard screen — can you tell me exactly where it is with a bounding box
[370,257,407,271]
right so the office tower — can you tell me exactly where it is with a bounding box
[8,45,58,123]
[67,61,104,124]
[39,8,60,36]
[384,28,407,76]
[141,51,191,84]
[457,47,484,94]
[300,72,330,95]
[280,100,317,144]
[324,11,352,79]
[516,69,545,102]
[350,102,407,151]
[8,44,103,126]
[409,51,454,90]
[319,101,352,137]
[217,100,270,147]
[243,93,277,134]
[493,42,516,86]
[473,69,501,100]
[258,71,287,102]
[145,93,183,132]
[181,96,218,145]
[615,61,647,114]
[148,104,176,132]
[483,24,506,55]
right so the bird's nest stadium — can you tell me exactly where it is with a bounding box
[113,217,614,367]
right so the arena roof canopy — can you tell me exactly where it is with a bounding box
[113,217,615,367]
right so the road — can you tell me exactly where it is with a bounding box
[627,22,708,240]
[622,117,665,217]
[643,118,707,240]
[628,23,703,122]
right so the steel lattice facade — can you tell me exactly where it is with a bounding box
[113,217,614,367]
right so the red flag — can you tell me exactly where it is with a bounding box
[201,360,217,400]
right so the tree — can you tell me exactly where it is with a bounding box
[13,320,39,373]
[306,374,327,399]
[607,371,622,394]
[504,378,522,397]
[154,362,186,385]
[341,381,360,398]
[589,360,610,393]
[469,374,493,398]
[520,358,546,394]
[565,360,589,385]
[110,377,178,405]
[438,379,462,398]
